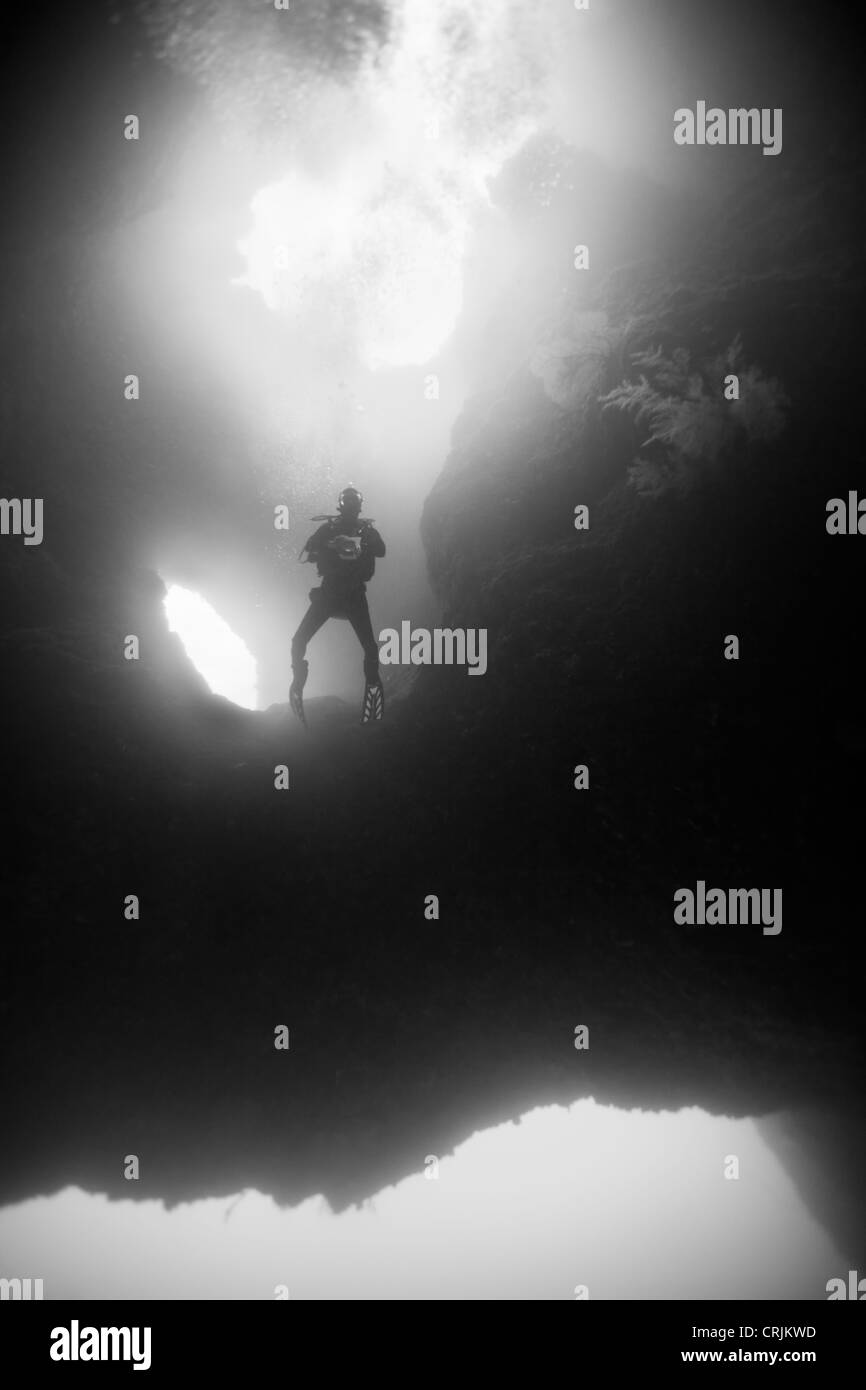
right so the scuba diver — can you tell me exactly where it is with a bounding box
[290,486,386,725]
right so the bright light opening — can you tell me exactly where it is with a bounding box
[234,0,548,369]
[0,1100,842,1299]
[163,585,258,711]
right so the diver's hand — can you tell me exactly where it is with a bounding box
[328,533,363,560]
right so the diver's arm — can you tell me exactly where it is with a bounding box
[300,523,330,563]
[362,523,386,558]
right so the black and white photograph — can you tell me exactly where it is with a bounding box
[1,0,864,1345]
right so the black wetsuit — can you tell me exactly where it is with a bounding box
[291,516,386,687]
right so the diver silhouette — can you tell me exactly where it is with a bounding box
[290,486,386,724]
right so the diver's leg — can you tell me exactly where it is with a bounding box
[347,597,385,722]
[290,597,329,720]
[291,603,328,681]
[347,597,381,685]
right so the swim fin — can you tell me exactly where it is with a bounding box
[289,681,307,726]
[361,681,385,724]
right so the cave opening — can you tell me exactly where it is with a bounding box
[163,583,258,711]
